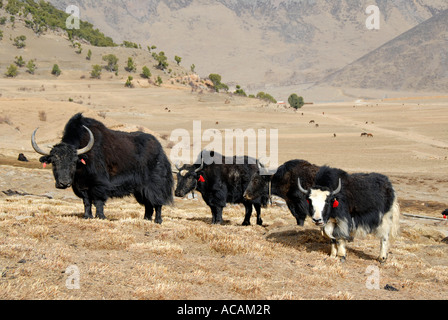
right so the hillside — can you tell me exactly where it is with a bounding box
[47,0,448,99]
[318,9,448,92]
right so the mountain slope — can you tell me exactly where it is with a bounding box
[318,9,448,92]
[47,0,448,97]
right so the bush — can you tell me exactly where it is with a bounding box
[5,64,18,77]
[90,65,102,79]
[125,76,133,88]
[13,35,26,48]
[288,93,304,109]
[256,92,277,103]
[26,60,36,74]
[209,73,229,92]
[125,57,136,72]
[156,76,163,86]
[86,49,92,60]
[152,51,168,70]
[234,85,247,97]
[14,55,25,67]
[141,66,151,79]
[174,55,182,65]
[102,54,118,72]
[51,64,61,76]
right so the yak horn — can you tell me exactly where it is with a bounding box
[77,125,94,155]
[297,178,308,194]
[31,128,50,156]
[332,178,342,195]
[195,158,204,172]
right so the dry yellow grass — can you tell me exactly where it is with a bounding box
[0,191,446,300]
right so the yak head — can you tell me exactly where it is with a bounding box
[173,159,204,197]
[243,160,271,201]
[31,125,94,189]
[298,178,342,226]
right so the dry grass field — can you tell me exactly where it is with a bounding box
[0,75,447,300]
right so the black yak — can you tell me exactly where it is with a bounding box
[31,113,173,222]
[174,152,269,225]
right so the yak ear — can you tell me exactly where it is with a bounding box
[39,155,52,164]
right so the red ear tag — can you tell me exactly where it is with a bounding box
[81,159,86,165]
[444,215,447,220]
[333,199,339,208]
[306,199,309,204]
[43,162,47,169]
[198,175,205,183]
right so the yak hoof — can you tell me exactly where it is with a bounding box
[257,218,263,226]
[339,256,346,263]
[242,220,250,226]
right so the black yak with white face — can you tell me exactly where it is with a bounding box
[298,166,400,262]
[31,113,173,222]
[244,159,319,226]
[174,152,269,225]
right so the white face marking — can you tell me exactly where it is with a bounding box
[309,189,330,224]
[180,170,188,177]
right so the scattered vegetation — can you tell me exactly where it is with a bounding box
[209,73,229,92]
[86,49,92,61]
[234,85,247,97]
[6,0,116,46]
[13,35,26,48]
[14,55,25,67]
[122,40,139,49]
[256,92,277,104]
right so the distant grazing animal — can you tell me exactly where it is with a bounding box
[244,159,319,226]
[298,166,400,262]
[367,133,374,138]
[315,124,319,128]
[174,152,269,226]
[31,113,173,222]
[360,133,368,137]
[333,133,337,138]
[309,120,315,124]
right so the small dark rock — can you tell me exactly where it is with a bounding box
[17,153,29,162]
[384,284,399,291]
[17,259,26,264]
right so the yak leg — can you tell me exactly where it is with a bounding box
[254,203,263,226]
[144,202,154,221]
[153,205,162,224]
[336,239,347,262]
[94,200,106,219]
[82,197,94,219]
[211,206,223,225]
[330,239,338,258]
[286,201,305,226]
[378,235,389,263]
[242,202,253,226]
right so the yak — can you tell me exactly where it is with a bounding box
[31,113,173,222]
[244,159,319,226]
[298,165,400,262]
[174,152,269,225]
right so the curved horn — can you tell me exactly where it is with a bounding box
[195,158,204,173]
[31,128,50,156]
[175,161,182,171]
[77,125,94,155]
[297,178,308,194]
[332,178,342,195]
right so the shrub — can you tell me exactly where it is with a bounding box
[125,57,136,72]
[51,64,61,76]
[13,35,26,48]
[14,55,25,67]
[209,73,229,92]
[125,76,133,88]
[141,66,151,79]
[102,54,118,72]
[256,92,277,104]
[156,76,163,86]
[174,55,182,65]
[86,49,92,60]
[26,60,36,74]
[234,85,247,97]
[90,65,102,79]
[5,64,18,77]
